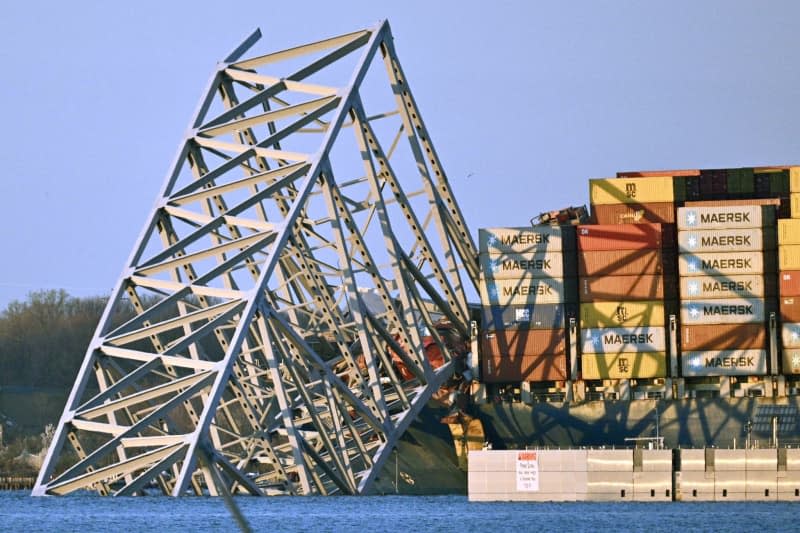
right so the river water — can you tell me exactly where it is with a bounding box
[0,491,795,532]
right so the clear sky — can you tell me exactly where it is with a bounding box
[1,0,799,309]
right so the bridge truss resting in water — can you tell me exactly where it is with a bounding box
[34,20,478,497]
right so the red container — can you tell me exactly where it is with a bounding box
[781,296,800,322]
[680,323,767,351]
[579,274,677,302]
[591,202,675,225]
[482,353,568,382]
[780,271,800,297]
[480,329,566,357]
[578,248,677,277]
[577,223,675,251]
[617,169,700,177]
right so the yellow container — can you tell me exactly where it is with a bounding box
[579,300,665,328]
[792,193,800,218]
[581,352,667,380]
[791,167,800,193]
[779,219,800,245]
[780,245,800,270]
[590,177,674,205]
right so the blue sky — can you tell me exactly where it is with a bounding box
[1,1,799,308]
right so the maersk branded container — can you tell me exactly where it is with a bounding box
[580,275,677,302]
[780,271,800,297]
[680,298,765,325]
[782,349,800,375]
[780,246,800,271]
[678,251,774,276]
[680,323,767,351]
[591,202,675,225]
[580,326,666,354]
[480,304,576,330]
[580,300,668,328]
[479,226,576,254]
[677,227,776,253]
[782,323,800,349]
[676,205,775,230]
[590,176,675,205]
[781,297,800,322]
[482,353,568,382]
[681,349,768,377]
[478,251,575,280]
[578,248,676,277]
[679,274,775,300]
[479,277,578,306]
[577,223,675,251]
[778,219,800,245]
[481,329,567,358]
[581,352,667,380]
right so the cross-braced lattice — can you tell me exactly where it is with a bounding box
[34,20,478,496]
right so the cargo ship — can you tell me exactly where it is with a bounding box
[457,165,800,461]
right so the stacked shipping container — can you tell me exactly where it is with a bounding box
[779,167,800,374]
[576,222,674,380]
[676,204,775,378]
[478,226,578,382]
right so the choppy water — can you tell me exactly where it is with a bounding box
[0,491,795,532]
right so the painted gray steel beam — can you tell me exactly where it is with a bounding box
[34,20,477,497]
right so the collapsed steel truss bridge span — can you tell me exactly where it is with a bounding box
[34,20,477,497]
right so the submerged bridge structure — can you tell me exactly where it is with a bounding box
[34,21,478,497]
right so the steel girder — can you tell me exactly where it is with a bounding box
[33,20,478,497]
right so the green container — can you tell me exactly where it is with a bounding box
[769,170,790,194]
[726,167,754,196]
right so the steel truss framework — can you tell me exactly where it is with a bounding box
[34,21,478,497]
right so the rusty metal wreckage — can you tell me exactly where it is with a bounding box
[33,20,479,497]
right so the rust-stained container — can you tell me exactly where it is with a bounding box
[581,326,666,354]
[479,251,575,280]
[679,274,775,299]
[577,223,675,251]
[678,251,775,276]
[578,248,676,276]
[792,193,800,218]
[479,277,578,306]
[481,329,567,357]
[581,352,667,380]
[782,349,800,375]
[778,219,800,245]
[780,246,800,271]
[478,226,576,254]
[677,227,776,253]
[480,303,577,330]
[590,177,675,205]
[580,300,668,328]
[680,297,765,325]
[780,271,800,297]
[681,349,767,377]
[482,353,568,382]
[782,323,800,349]
[680,323,767,351]
[781,297,800,322]
[676,205,775,230]
[591,202,675,225]
[580,274,677,302]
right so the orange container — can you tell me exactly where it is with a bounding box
[579,274,677,302]
[781,297,800,322]
[480,329,567,357]
[680,323,767,351]
[591,202,675,225]
[482,353,568,382]
[577,223,675,251]
[577,248,676,276]
[780,271,800,297]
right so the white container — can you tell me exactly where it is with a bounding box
[681,349,767,376]
[678,252,769,276]
[679,274,769,299]
[677,205,774,230]
[679,298,765,325]
[580,326,666,354]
